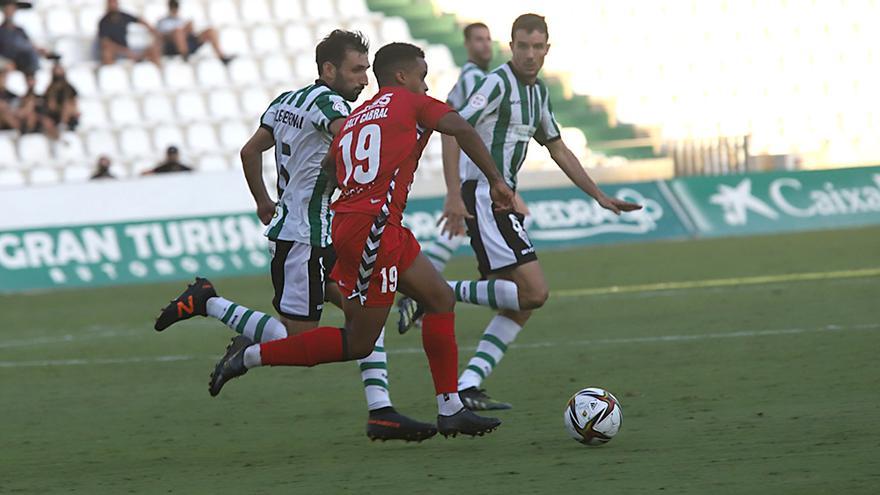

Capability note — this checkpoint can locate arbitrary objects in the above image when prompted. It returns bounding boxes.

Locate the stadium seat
[240,0,272,26]
[185,123,220,153]
[259,54,294,84]
[131,63,165,93]
[292,53,315,82]
[128,157,156,175]
[53,37,93,66]
[379,17,411,44]
[179,2,208,29]
[77,99,108,130]
[119,127,154,158]
[219,27,251,56]
[65,66,99,98]
[4,71,27,95]
[62,165,93,182]
[218,121,250,152]
[304,0,335,19]
[209,0,240,27]
[140,2,165,24]
[17,134,52,168]
[108,97,142,126]
[28,167,61,186]
[97,65,131,95]
[152,125,185,152]
[162,61,197,90]
[337,0,370,20]
[0,132,17,168]
[77,5,104,34]
[55,132,87,164]
[14,9,44,43]
[227,57,261,86]
[207,90,241,119]
[282,24,315,52]
[0,169,26,187]
[175,92,207,123]
[250,25,282,55]
[272,0,304,22]
[142,93,176,124]
[44,9,78,37]
[239,87,270,115]
[85,130,119,159]
[196,154,231,172]
[195,58,230,89]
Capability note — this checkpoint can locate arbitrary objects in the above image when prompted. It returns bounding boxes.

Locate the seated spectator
[0,65,21,130]
[0,0,54,90]
[98,0,161,66]
[157,0,233,64]
[142,146,193,174]
[18,87,58,139]
[91,155,116,180]
[43,61,80,131]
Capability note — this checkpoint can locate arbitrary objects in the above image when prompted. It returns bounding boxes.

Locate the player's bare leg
[397,254,502,437]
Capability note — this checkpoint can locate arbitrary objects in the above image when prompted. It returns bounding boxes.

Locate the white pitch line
[0,323,876,368]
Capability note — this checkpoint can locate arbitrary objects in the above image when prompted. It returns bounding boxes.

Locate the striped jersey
[261,81,350,247]
[445,61,487,110]
[457,62,562,188]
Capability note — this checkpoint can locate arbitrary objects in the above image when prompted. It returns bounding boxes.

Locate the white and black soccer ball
[563,387,623,445]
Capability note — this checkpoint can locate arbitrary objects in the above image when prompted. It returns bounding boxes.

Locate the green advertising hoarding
[669,166,880,237]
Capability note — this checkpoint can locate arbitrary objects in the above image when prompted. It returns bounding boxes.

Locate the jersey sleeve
[414,93,454,130]
[533,82,562,146]
[259,92,288,132]
[311,92,351,133]
[457,74,504,126]
[446,69,483,110]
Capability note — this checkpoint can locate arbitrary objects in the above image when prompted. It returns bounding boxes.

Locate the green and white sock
[423,235,466,272]
[358,328,393,411]
[206,297,287,342]
[447,279,520,311]
[458,315,522,390]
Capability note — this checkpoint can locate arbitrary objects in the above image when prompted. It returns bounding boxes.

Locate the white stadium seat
[218,121,250,152]
[17,134,52,167]
[85,130,119,158]
[239,87,270,115]
[304,0,335,19]
[272,0,304,21]
[4,71,27,95]
[128,157,157,175]
[152,125,185,151]
[77,5,104,34]
[119,127,154,158]
[108,97,142,126]
[0,169,26,188]
[240,0,272,26]
[219,27,251,55]
[208,90,241,119]
[283,24,315,52]
[337,0,370,20]
[55,132,87,164]
[65,66,99,98]
[260,54,294,84]
[196,58,230,89]
[175,92,208,123]
[141,2,166,24]
[293,53,315,81]
[97,65,131,95]
[45,9,78,37]
[250,25,282,55]
[15,9,45,43]
[227,57,261,86]
[29,167,61,186]
[77,99,108,130]
[63,165,93,182]
[380,17,411,43]
[131,63,165,93]
[197,154,231,172]
[209,0,240,27]
[53,37,93,65]
[186,123,220,153]
[0,133,17,168]
[162,61,196,90]
[142,93,176,124]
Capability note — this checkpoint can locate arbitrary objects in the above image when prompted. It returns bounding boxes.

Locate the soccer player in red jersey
[209,42,516,437]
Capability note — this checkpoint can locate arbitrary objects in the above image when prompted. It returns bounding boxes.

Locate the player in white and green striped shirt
[442,14,642,410]
[154,30,436,441]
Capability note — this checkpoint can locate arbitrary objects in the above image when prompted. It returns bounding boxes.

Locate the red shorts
[330,212,421,307]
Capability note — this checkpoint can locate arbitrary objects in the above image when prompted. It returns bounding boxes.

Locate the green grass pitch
[2,226,878,494]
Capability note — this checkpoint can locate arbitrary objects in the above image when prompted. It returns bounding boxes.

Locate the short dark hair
[168,0,179,10]
[373,42,424,86]
[463,22,489,41]
[511,13,548,41]
[315,29,370,75]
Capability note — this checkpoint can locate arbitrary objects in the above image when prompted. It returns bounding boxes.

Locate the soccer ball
[563,387,623,445]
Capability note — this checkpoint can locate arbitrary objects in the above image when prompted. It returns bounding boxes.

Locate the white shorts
[269,240,336,321]
[461,180,538,275]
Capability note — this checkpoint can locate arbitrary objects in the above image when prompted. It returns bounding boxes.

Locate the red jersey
[330,87,453,225]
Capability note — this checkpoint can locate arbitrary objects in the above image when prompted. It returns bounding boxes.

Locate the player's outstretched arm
[546,139,642,215]
[435,112,514,212]
[320,143,339,190]
[438,133,470,237]
[240,127,276,225]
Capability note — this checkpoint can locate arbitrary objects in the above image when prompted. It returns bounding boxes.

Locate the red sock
[421,312,458,395]
[259,326,345,366]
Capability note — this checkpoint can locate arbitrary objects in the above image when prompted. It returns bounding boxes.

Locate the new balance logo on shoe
[177,296,195,317]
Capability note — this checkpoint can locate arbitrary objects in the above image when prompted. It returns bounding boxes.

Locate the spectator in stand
[0,64,21,131]
[142,145,192,174]
[98,0,162,66]
[18,87,58,138]
[156,0,233,64]
[91,155,116,180]
[0,0,55,91]
[43,61,80,131]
